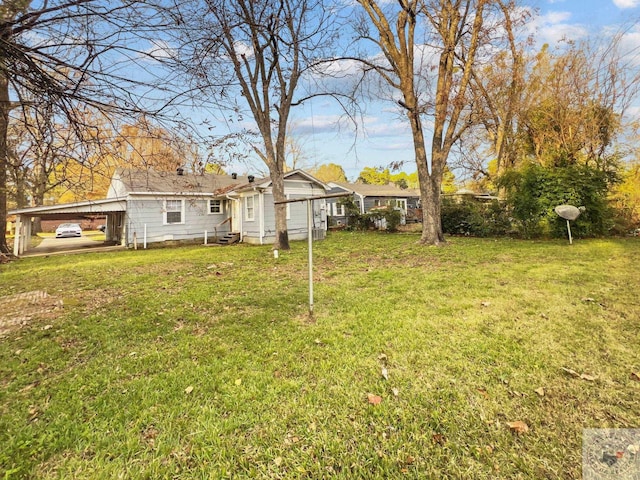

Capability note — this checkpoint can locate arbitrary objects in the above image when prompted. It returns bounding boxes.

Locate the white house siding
[124,196,231,246]
[240,193,261,244]
[242,187,327,244]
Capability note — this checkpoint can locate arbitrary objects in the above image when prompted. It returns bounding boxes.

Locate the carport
[9,198,127,256]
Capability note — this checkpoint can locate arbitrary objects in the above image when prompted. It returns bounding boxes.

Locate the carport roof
[9,198,126,216]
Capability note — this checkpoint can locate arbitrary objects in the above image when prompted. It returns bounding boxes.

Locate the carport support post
[13,215,21,256]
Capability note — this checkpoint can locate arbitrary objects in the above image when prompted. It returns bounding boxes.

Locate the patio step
[217,232,240,245]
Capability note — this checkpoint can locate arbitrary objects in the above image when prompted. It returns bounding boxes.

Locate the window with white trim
[332,203,345,216]
[245,195,255,221]
[209,199,222,214]
[164,199,184,224]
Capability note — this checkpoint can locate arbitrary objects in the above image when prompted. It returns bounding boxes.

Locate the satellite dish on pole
[554,205,585,244]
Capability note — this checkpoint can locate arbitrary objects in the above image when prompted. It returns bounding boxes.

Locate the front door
[230,199,241,233]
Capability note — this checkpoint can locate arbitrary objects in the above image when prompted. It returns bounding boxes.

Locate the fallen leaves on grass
[184,385,194,394]
[432,434,446,445]
[534,387,545,396]
[631,372,640,382]
[235,379,242,386]
[506,421,529,434]
[561,367,597,381]
[392,388,400,397]
[381,367,389,380]
[477,388,489,398]
[367,393,382,405]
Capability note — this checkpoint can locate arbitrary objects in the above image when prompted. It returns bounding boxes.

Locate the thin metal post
[307,199,314,315]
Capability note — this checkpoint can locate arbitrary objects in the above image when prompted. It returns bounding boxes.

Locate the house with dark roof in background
[325,181,421,227]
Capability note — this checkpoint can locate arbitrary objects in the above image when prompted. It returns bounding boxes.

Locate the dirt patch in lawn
[0,291,63,338]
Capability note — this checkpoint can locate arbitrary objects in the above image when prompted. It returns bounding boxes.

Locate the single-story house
[106,168,330,246]
[9,168,331,255]
[325,182,421,226]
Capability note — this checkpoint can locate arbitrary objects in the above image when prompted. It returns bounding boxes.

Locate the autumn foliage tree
[352,0,514,245]
[0,0,177,254]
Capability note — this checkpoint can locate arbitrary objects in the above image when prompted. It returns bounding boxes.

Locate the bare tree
[0,0,181,254]
[154,0,340,250]
[352,0,512,245]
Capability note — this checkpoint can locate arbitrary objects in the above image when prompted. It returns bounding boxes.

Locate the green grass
[1,232,639,479]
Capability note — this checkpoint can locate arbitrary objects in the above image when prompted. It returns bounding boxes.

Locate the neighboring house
[325,182,421,226]
[9,168,331,255]
[106,168,330,247]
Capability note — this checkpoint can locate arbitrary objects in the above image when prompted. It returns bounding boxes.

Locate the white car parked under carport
[55,223,82,238]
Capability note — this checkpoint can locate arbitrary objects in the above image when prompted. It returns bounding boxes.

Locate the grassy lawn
[1,232,639,479]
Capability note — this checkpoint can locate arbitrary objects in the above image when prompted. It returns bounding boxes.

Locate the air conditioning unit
[312,228,326,241]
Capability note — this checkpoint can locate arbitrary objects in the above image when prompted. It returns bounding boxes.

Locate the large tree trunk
[405,95,446,246]
[0,69,10,254]
[270,163,290,250]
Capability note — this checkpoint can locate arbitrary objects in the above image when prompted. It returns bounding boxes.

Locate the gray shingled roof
[115,168,249,195]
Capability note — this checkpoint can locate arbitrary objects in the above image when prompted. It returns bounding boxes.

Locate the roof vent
[177,167,185,176]
[248,175,255,183]
[231,173,237,179]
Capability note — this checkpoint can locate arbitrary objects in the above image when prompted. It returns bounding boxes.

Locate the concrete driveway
[22,235,125,257]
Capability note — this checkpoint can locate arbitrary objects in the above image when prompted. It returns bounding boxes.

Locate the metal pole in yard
[274,191,353,316]
[307,199,314,315]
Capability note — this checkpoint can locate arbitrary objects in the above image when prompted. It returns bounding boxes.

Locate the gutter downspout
[357,193,365,214]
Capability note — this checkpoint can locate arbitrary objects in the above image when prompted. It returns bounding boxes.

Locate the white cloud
[145,40,176,61]
[613,0,640,8]
[526,10,589,46]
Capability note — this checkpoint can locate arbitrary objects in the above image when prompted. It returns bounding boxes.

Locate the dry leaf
[561,367,580,377]
[580,373,597,382]
[534,387,545,396]
[631,372,640,381]
[432,434,446,445]
[392,388,400,397]
[184,385,194,394]
[477,388,489,398]
[274,456,283,466]
[367,393,382,405]
[582,297,595,302]
[381,367,389,380]
[378,353,388,361]
[507,421,529,434]
[235,379,242,386]
[481,301,491,307]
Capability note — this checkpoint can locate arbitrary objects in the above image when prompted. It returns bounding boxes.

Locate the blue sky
[265,0,640,182]
[167,1,640,181]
